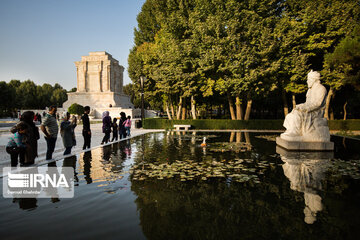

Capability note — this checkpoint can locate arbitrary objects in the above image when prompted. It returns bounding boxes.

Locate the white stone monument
[63,52,135,118]
[276,70,334,150]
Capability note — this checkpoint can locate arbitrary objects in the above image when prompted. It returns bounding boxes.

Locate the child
[6,122,28,167]
[111,118,118,142]
[124,116,131,137]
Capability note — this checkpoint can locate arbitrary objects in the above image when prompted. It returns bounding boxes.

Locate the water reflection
[229,132,252,152]
[12,198,38,210]
[78,142,129,185]
[277,147,333,224]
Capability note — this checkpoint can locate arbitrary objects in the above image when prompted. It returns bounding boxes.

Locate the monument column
[76,61,86,92]
[107,64,111,92]
[111,67,118,92]
[98,61,103,92]
[83,61,88,92]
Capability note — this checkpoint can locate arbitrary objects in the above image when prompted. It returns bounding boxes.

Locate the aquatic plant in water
[207,142,252,152]
[129,158,280,184]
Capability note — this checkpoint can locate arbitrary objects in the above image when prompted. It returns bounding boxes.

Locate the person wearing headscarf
[60,112,77,155]
[101,111,111,144]
[20,111,40,165]
[118,112,127,139]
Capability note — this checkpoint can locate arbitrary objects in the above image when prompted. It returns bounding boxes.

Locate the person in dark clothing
[37,113,42,123]
[81,106,91,150]
[111,118,118,142]
[101,111,111,144]
[118,112,127,139]
[7,122,28,167]
[20,111,40,165]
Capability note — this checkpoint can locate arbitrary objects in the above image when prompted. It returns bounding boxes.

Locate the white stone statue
[281,70,330,142]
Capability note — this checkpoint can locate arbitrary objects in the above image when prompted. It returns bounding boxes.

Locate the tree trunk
[191,96,196,120]
[181,99,186,120]
[165,101,172,120]
[227,93,236,120]
[176,97,182,120]
[170,104,175,119]
[282,90,288,116]
[169,96,175,119]
[292,94,296,110]
[324,88,333,120]
[240,103,244,120]
[343,101,348,120]
[330,110,334,120]
[235,97,243,120]
[244,93,252,120]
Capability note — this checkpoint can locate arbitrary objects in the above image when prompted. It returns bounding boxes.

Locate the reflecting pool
[1,132,360,239]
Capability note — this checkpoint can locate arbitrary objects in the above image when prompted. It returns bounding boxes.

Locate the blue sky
[0,0,145,90]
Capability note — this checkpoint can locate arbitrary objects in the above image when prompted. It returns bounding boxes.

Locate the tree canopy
[128,0,360,120]
[0,79,69,117]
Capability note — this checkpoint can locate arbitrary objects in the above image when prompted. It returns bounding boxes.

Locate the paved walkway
[0,122,162,169]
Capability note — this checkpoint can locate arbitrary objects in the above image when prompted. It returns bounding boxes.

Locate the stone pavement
[0,122,163,169]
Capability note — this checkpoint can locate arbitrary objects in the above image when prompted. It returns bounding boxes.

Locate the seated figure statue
[281,70,330,142]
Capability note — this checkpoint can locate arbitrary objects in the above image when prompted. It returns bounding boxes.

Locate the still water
[1,132,360,240]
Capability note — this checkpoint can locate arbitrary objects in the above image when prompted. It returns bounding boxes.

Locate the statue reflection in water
[277,147,333,224]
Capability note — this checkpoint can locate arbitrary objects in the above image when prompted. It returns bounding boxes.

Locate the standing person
[111,118,118,142]
[60,112,77,155]
[118,112,127,139]
[37,113,42,123]
[124,116,132,137]
[6,122,28,167]
[20,111,40,165]
[81,106,91,150]
[101,111,111,144]
[40,106,59,160]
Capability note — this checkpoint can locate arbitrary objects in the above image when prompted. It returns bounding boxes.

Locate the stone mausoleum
[63,52,137,119]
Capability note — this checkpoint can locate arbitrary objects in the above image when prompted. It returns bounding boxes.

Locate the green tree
[17,80,38,109]
[37,83,53,109]
[68,103,84,116]
[51,88,68,107]
[323,34,360,119]
[0,81,16,114]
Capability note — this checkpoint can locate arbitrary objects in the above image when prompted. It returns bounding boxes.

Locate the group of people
[6,111,40,167]
[33,112,42,123]
[6,105,132,167]
[101,111,131,144]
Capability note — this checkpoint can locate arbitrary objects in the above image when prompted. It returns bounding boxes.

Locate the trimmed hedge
[328,120,360,131]
[143,118,360,131]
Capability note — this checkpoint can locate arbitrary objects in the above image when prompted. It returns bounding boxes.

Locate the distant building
[63,52,135,118]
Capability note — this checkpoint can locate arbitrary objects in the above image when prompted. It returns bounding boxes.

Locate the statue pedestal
[276,137,334,151]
